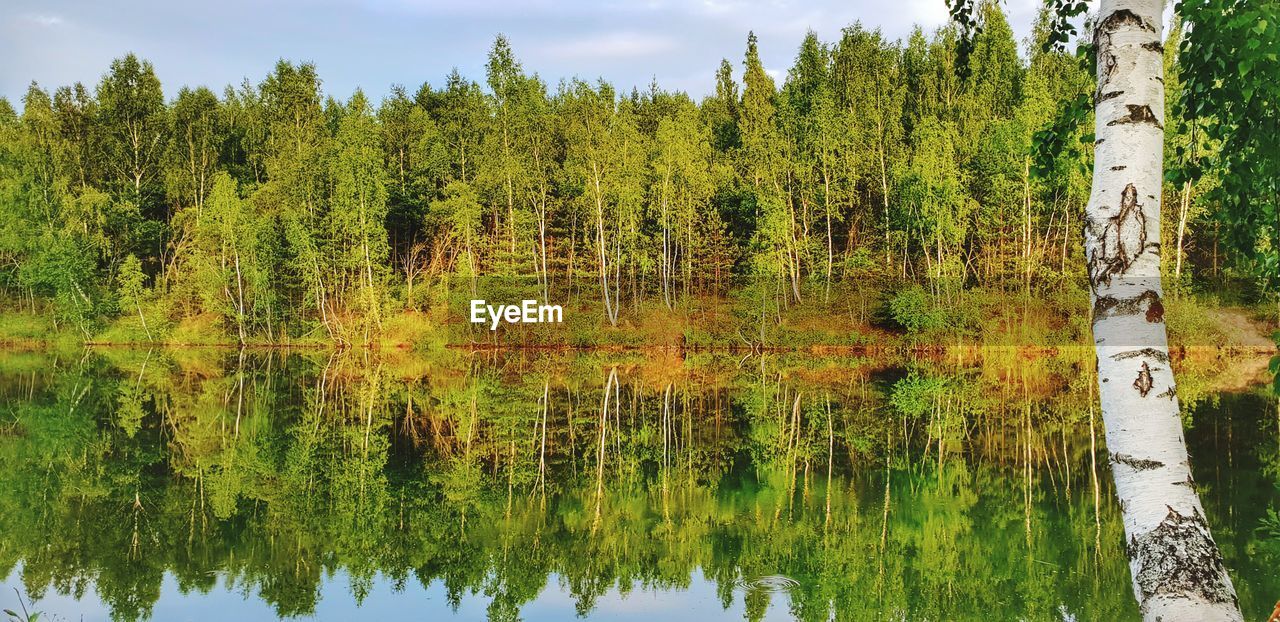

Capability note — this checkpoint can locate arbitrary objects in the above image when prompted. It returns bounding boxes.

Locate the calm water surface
[0,350,1276,621]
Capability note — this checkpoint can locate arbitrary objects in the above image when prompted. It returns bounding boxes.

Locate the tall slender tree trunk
[591,163,617,326]
[232,247,246,345]
[1086,2,1240,620]
[824,169,834,302]
[136,299,152,342]
[660,168,674,310]
[1023,158,1033,293]
[1174,180,1191,283]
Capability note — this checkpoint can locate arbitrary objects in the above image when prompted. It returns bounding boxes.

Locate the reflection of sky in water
[3,567,794,621]
[1,352,1275,621]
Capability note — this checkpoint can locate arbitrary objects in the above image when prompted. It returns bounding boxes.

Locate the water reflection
[0,348,1275,621]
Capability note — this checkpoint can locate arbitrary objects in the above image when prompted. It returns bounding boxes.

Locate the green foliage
[1041,0,1090,53]
[944,0,983,79]
[1,350,1275,619]
[1030,93,1090,180]
[0,21,1267,345]
[888,285,946,333]
[1175,0,1280,294]
[115,254,145,309]
[1270,331,1280,395]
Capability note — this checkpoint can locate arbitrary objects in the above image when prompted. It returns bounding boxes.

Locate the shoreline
[13,339,1275,357]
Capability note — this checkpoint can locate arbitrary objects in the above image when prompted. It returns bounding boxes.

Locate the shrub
[888,285,946,334]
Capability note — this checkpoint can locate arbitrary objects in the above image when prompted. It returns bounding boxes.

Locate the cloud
[538,32,677,60]
[24,13,65,27]
[0,0,1051,103]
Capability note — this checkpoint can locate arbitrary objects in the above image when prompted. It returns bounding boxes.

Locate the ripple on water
[737,575,801,594]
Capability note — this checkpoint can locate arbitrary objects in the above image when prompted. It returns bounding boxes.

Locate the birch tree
[168,87,221,216]
[942,0,1248,618]
[97,55,166,209]
[329,90,390,339]
[482,35,534,273]
[1083,1,1239,619]
[563,80,639,326]
[740,33,802,303]
[651,99,712,309]
[186,172,269,344]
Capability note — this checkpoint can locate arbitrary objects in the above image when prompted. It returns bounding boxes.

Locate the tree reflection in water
[0,349,1275,621]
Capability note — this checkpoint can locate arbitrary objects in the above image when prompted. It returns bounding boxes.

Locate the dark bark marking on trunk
[1107,104,1164,130]
[1145,296,1164,322]
[1128,506,1238,609]
[1142,41,1164,53]
[1099,9,1158,34]
[1111,165,1127,171]
[1156,386,1176,400]
[1093,290,1163,323]
[1112,452,1164,471]
[1099,90,1125,102]
[1133,361,1154,396]
[1093,10,1156,100]
[1087,184,1154,288]
[1111,347,1171,364]
[1102,51,1119,82]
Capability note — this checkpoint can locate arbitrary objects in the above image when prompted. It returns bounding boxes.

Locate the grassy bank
[4,285,1275,354]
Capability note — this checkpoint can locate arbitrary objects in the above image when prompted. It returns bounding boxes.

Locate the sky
[1,0,1047,105]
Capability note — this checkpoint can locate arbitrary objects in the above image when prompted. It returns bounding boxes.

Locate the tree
[168,87,222,215]
[562,79,643,326]
[1080,1,1238,619]
[651,96,713,307]
[739,33,802,304]
[116,253,151,340]
[900,118,968,295]
[945,0,1249,618]
[481,35,535,274]
[1175,0,1280,303]
[180,172,270,343]
[52,82,100,191]
[833,25,904,274]
[328,90,391,341]
[782,31,841,295]
[97,55,167,215]
[256,60,328,334]
[427,181,484,291]
[427,70,488,187]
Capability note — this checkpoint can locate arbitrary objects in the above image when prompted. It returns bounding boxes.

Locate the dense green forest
[0,4,1272,346]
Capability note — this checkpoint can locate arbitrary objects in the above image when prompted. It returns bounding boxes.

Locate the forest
[1,1,1279,619]
[1,4,1273,348]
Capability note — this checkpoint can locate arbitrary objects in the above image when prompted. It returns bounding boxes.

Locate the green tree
[177,172,271,343]
[168,86,222,215]
[562,80,643,326]
[96,54,167,222]
[116,253,151,340]
[328,90,391,341]
[651,95,714,307]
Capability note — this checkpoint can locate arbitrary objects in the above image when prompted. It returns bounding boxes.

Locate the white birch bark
[1086,2,1241,620]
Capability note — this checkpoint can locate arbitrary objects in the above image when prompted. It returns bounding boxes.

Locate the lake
[0,348,1276,621]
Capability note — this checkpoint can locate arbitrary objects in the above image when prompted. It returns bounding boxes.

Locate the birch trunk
[1174,180,1191,282]
[1086,2,1240,619]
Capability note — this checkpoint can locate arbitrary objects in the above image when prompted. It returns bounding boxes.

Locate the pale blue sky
[1,0,1047,105]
